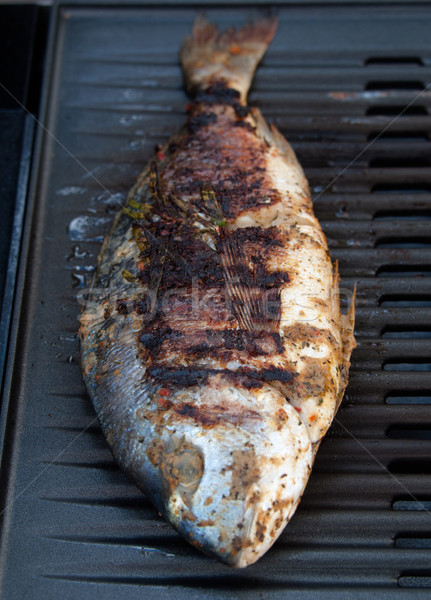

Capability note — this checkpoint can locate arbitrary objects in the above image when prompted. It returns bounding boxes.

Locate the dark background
[0,4,48,310]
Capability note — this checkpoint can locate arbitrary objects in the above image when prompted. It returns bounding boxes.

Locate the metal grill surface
[1,3,431,598]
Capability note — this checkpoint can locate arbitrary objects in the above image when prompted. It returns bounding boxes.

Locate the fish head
[132,375,313,567]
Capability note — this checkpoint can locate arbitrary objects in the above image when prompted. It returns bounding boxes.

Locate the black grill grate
[1,3,431,598]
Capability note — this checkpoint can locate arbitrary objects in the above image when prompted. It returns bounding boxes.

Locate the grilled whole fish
[80,17,356,567]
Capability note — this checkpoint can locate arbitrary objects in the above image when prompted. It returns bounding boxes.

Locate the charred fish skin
[80,16,356,568]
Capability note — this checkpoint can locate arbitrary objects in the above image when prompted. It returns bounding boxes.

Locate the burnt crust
[161,90,281,219]
[114,217,292,385]
[147,366,294,389]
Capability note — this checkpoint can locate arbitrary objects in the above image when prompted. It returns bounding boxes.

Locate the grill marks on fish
[139,226,224,291]
[116,91,292,394]
[106,215,294,392]
[134,225,289,317]
[147,366,294,388]
[140,326,284,362]
[121,158,294,387]
[127,219,293,389]
[159,399,262,429]
[162,87,281,219]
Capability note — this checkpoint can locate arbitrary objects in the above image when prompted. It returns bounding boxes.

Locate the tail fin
[180,16,277,103]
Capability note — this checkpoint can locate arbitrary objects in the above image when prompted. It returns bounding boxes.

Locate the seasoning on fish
[79,16,356,568]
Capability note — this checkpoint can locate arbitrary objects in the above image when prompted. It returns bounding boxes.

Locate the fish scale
[80,16,355,567]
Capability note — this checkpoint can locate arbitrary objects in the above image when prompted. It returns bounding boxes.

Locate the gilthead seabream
[79,16,356,567]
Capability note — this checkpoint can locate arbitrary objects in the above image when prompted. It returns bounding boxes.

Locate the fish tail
[180,15,278,102]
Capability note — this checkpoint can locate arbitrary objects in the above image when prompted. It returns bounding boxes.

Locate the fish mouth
[134,378,313,567]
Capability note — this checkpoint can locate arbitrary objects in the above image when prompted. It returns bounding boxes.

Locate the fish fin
[333,260,356,338]
[149,161,167,207]
[250,110,310,194]
[180,15,278,102]
[341,283,356,351]
[268,122,311,196]
[268,123,304,169]
[146,236,168,298]
[348,284,356,329]
[336,269,357,410]
[250,107,274,146]
[200,183,226,227]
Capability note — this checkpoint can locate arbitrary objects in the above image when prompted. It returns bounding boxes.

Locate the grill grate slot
[368,130,430,140]
[383,361,431,371]
[377,266,431,278]
[371,183,431,193]
[387,426,431,439]
[386,394,431,405]
[376,238,431,249]
[369,158,431,168]
[396,536,431,549]
[365,80,426,91]
[389,459,431,474]
[382,328,431,338]
[393,498,431,510]
[379,295,431,307]
[365,57,425,66]
[366,105,428,116]
[399,574,431,589]
[373,210,431,220]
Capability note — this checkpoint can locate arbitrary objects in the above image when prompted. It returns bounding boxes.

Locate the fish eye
[161,444,204,493]
[173,449,204,487]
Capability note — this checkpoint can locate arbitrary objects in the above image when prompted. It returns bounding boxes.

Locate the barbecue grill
[1,1,431,598]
